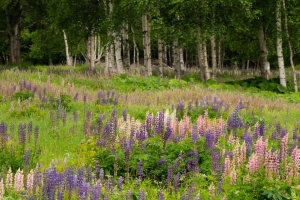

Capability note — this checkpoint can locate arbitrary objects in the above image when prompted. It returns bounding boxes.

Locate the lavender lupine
[117,176,123,191]
[174,173,180,192]
[34,125,39,147]
[137,160,144,178]
[91,182,101,200]
[157,190,164,200]
[24,149,30,167]
[166,166,173,188]
[192,125,199,144]
[259,119,265,137]
[138,189,146,200]
[28,121,32,142]
[126,190,133,200]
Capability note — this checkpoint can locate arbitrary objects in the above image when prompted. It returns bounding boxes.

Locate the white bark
[173,38,181,79]
[258,25,270,79]
[122,22,130,71]
[203,40,210,80]
[142,14,152,76]
[276,0,286,87]
[179,46,185,72]
[283,0,298,92]
[158,37,163,77]
[211,35,217,79]
[62,30,73,66]
[114,33,124,74]
[197,30,205,81]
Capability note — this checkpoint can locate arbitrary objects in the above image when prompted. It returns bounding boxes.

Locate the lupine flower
[166,166,173,188]
[26,169,34,193]
[230,168,237,185]
[239,141,246,165]
[291,147,299,181]
[138,189,146,200]
[265,150,280,179]
[224,155,231,176]
[255,137,268,166]
[248,153,259,174]
[137,160,144,178]
[157,190,164,200]
[6,167,13,190]
[208,182,215,200]
[259,119,265,137]
[174,173,180,192]
[0,179,4,200]
[14,168,24,192]
[281,134,288,168]
[24,149,30,167]
[192,125,199,144]
[126,190,133,200]
[91,182,101,200]
[117,176,123,191]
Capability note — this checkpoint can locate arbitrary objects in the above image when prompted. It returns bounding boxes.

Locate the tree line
[1,0,300,89]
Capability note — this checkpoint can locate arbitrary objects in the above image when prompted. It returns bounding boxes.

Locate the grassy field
[0,65,299,199]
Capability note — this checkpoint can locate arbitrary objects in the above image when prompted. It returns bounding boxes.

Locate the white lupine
[14,169,24,192]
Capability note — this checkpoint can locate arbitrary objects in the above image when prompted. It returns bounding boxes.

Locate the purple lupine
[146,113,153,136]
[74,111,78,124]
[164,118,172,142]
[138,189,146,200]
[77,168,85,189]
[205,131,215,151]
[99,169,104,182]
[91,182,101,200]
[159,109,165,133]
[73,92,78,101]
[117,176,123,191]
[192,125,199,144]
[80,182,90,200]
[211,150,222,174]
[174,173,180,192]
[57,190,64,200]
[154,115,160,134]
[157,156,166,166]
[18,123,26,151]
[259,119,265,137]
[137,160,144,178]
[166,166,173,188]
[192,150,199,173]
[86,166,92,183]
[122,109,127,121]
[28,121,32,142]
[157,190,164,200]
[34,125,39,147]
[64,167,76,191]
[126,190,133,200]
[242,130,253,155]
[24,149,30,167]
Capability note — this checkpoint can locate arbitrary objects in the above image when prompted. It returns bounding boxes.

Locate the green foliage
[12,90,34,101]
[10,106,46,118]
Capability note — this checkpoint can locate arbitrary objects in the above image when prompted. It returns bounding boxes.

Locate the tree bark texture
[258,24,270,80]
[276,0,286,87]
[211,35,217,79]
[62,30,73,66]
[122,22,130,71]
[142,14,152,76]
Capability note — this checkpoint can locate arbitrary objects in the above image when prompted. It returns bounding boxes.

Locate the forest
[0,0,300,200]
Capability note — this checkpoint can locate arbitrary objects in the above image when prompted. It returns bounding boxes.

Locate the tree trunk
[217,40,222,70]
[258,24,270,79]
[197,30,205,81]
[7,1,22,63]
[131,25,139,66]
[179,46,185,72]
[122,22,130,71]
[114,33,124,74]
[173,38,181,79]
[86,31,95,69]
[62,30,73,66]
[211,35,217,79]
[283,0,297,92]
[158,37,163,77]
[276,0,286,87]
[203,40,210,81]
[142,14,152,76]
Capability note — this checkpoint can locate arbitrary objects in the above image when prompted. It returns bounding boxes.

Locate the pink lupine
[239,141,247,165]
[281,134,288,169]
[5,168,13,190]
[26,169,34,194]
[291,147,299,181]
[0,179,4,200]
[265,150,280,179]
[230,168,237,185]
[224,155,231,176]
[286,163,293,185]
[14,169,24,192]
[248,153,259,174]
[232,141,240,167]
[243,174,251,184]
[208,182,215,200]
[204,110,209,129]
[255,137,268,165]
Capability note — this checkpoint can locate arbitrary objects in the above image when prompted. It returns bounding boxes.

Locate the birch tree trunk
[217,40,222,70]
[62,30,73,66]
[283,0,298,92]
[173,38,181,79]
[179,47,185,72]
[7,1,22,63]
[258,24,270,79]
[122,22,130,71]
[89,32,95,69]
[197,30,205,81]
[211,35,217,79]
[203,40,210,81]
[114,33,124,74]
[142,14,152,76]
[158,37,163,77]
[276,0,286,87]
[131,25,139,66]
